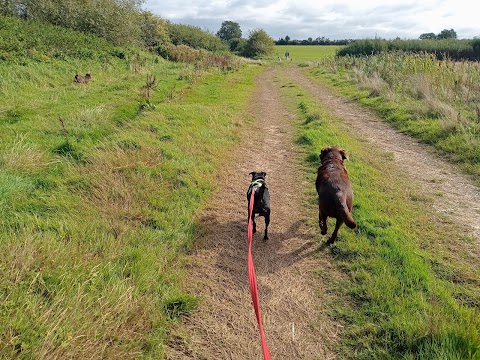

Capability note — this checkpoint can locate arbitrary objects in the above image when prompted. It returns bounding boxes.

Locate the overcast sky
[143,0,478,40]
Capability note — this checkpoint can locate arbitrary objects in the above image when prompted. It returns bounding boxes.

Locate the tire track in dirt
[166,68,339,359]
[287,67,480,247]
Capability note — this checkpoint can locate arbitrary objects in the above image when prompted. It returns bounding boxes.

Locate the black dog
[247,171,271,240]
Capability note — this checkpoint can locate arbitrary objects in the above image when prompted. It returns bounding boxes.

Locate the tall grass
[310,52,480,181]
[277,74,480,359]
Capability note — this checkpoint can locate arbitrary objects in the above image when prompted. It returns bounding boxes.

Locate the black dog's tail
[335,196,357,229]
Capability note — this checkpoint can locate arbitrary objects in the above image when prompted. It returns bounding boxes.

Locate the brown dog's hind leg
[319,209,328,235]
[326,218,344,245]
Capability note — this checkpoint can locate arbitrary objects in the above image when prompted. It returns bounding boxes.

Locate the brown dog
[74,73,91,84]
[315,146,356,244]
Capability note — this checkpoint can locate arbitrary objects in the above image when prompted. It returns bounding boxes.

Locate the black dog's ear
[249,171,255,176]
[261,172,266,177]
[340,149,349,161]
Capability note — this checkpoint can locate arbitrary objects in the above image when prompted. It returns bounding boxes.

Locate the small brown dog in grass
[74,73,91,84]
[315,146,356,244]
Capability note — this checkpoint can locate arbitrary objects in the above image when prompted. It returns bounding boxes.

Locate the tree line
[276,35,351,46]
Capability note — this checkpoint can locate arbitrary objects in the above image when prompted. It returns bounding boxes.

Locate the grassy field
[0,17,263,358]
[2,16,480,359]
[277,71,480,359]
[274,45,342,63]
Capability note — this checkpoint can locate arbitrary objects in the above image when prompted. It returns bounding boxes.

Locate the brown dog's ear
[319,147,330,162]
[340,149,349,161]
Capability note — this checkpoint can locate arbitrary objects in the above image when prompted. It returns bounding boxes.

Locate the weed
[139,74,157,111]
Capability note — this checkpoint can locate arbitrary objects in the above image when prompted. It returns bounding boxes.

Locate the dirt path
[287,67,480,245]
[166,68,338,359]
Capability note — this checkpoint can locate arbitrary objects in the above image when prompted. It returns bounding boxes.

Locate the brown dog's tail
[336,196,357,229]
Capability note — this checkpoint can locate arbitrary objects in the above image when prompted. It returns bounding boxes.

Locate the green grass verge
[277,73,480,359]
[0,18,264,358]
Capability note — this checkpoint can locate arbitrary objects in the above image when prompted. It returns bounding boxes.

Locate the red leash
[248,188,272,360]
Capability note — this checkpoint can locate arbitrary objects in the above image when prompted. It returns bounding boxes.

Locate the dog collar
[250,179,264,188]
[247,179,265,197]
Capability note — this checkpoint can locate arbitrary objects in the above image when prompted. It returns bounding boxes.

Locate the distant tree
[419,32,437,40]
[437,28,457,39]
[285,35,290,44]
[242,29,274,58]
[216,21,242,42]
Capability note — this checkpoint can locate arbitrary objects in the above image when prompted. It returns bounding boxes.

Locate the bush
[0,15,127,61]
[337,38,479,61]
[1,0,144,46]
[167,23,228,52]
[141,11,171,50]
[242,29,275,58]
[159,44,240,72]
[228,37,246,53]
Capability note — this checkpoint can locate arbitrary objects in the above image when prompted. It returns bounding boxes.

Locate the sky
[143,0,478,41]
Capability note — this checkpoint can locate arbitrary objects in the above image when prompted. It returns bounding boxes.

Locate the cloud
[143,0,480,40]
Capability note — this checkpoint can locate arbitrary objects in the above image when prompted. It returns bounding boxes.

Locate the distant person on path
[285,50,289,60]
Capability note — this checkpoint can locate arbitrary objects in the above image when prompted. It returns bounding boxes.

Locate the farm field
[1,18,480,360]
[274,44,342,63]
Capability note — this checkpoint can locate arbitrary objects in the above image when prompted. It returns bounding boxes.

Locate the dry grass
[353,69,386,97]
[0,135,55,174]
